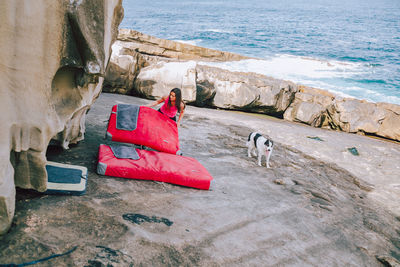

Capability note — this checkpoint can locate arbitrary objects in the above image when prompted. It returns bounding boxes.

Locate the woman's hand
[146,102,156,107]
[147,96,166,108]
[176,104,185,127]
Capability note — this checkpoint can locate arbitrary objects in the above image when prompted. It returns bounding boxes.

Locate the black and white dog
[246,132,274,168]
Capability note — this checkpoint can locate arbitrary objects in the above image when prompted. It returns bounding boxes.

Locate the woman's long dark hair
[168,88,184,112]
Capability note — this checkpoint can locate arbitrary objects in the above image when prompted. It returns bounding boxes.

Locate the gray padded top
[116,104,140,131]
[110,144,140,160]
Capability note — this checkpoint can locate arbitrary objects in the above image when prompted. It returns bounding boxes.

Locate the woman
[147,88,186,127]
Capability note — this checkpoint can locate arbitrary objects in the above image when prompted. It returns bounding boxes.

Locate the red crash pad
[106,104,180,155]
[97,144,213,190]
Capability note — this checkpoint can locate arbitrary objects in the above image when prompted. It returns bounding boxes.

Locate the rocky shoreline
[104,29,400,142]
[1,93,399,266]
[1,4,399,265]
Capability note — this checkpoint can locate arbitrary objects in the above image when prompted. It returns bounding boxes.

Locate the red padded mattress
[97,144,213,190]
[106,104,180,154]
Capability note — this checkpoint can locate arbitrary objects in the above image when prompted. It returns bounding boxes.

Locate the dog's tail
[247,132,253,142]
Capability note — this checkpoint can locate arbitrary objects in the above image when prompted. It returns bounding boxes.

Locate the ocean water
[121,0,400,105]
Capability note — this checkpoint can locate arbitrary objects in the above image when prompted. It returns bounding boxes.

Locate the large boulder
[103,42,138,94]
[196,65,297,115]
[134,61,198,102]
[0,0,123,234]
[327,99,400,141]
[376,103,400,141]
[284,87,400,141]
[328,99,386,134]
[103,40,154,95]
[284,86,335,127]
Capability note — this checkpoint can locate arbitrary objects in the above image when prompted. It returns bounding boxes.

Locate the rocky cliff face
[0,0,123,234]
[104,29,400,142]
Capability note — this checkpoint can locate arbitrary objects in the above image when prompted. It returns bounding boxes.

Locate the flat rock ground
[1,93,399,266]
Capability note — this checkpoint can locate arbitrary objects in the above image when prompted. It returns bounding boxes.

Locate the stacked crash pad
[106,104,181,155]
[98,104,213,190]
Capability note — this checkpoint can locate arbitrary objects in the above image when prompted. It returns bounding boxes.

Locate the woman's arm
[176,102,186,127]
[147,96,167,108]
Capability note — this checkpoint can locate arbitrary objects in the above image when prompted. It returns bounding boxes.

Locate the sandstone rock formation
[196,65,297,115]
[285,86,400,141]
[102,29,250,94]
[104,29,400,142]
[0,0,123,234]
[117,29,251,62]
[134,60,198,102]
[283,86,335,127]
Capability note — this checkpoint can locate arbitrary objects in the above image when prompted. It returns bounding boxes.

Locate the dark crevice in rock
[67,12,101,75]
[195,80,216,107]
[122,213,173,226]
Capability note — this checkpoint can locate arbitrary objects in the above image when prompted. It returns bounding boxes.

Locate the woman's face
[169,92,176,102]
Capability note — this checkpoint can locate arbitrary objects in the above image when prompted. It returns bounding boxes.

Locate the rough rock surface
[0,93,399,266]
[283,86,335,127]
[196,65,297,115]
[117,29,251,62]
[0,0,123,234]
[104,29,400,142]
[134,60,198,102]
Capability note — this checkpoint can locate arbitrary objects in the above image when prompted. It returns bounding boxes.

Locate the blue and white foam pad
[45,161,88,195]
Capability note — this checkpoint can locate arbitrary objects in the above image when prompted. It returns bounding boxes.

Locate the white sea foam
[292,79,355,99]
[200,54,363,80]
[198,54,400,104]
[292,81,400,104]
[203,28,233,34]
[174,39,200,46]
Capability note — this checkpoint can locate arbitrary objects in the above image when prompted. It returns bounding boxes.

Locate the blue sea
[121,0,400,105]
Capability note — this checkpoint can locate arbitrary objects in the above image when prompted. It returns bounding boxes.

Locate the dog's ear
[265,140,273,147]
